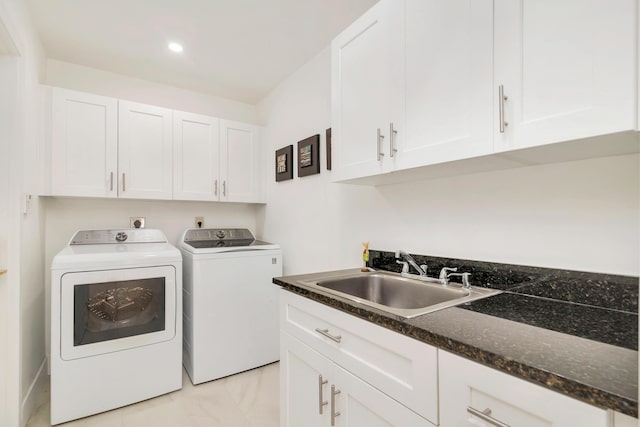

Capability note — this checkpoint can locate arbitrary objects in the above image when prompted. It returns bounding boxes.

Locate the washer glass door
[60,265,176,360]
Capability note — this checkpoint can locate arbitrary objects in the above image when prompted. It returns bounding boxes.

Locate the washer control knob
[115,232,128,242]
[215,230,226,239]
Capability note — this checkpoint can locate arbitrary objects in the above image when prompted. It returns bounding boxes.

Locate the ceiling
[25,0,378,104]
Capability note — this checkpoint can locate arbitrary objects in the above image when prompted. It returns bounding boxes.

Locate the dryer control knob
[115,232,128,242]
[215,230,226,239]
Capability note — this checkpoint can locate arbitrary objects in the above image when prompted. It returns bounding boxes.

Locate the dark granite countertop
[273,251,639,417]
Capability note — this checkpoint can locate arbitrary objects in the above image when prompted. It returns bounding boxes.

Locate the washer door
[60,266,176,360]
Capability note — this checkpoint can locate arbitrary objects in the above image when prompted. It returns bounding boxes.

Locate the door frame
[0,8,22,427]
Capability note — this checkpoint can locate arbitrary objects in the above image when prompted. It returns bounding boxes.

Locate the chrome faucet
[395,250,428,278]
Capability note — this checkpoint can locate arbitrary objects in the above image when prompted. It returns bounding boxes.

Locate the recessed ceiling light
[168,42,183,53]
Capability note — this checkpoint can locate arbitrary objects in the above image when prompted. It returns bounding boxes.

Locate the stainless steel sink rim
[296,270,501,319]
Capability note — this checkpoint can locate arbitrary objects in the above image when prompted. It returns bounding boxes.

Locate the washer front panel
[60,265,177,360]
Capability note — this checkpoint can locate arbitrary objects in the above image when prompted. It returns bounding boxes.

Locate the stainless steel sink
[297,271,500,319]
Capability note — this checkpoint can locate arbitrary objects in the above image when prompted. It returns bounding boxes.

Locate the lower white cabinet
[281,332,435,427]
[280,291,438,426]
[439,350,609,427]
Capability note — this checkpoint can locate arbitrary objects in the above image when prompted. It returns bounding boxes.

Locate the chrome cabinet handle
[109,172,113,191]
[498,84,508,133]
[330,385,341,426]
[315,328,342,343]
[122,173,126,192]
[214,179,218,196]
[389,122,397,157]
[222,180,226,197]
[467,407,510,427]
[376,128,385,161]
[318,375,328,414]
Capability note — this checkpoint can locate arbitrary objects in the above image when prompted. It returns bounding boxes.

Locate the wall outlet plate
[195,217,204,228]
[130,217,145,228]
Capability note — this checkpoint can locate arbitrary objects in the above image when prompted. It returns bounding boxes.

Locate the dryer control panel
[70,229,167,245]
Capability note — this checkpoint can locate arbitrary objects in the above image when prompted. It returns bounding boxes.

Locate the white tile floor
[27,363,280,427]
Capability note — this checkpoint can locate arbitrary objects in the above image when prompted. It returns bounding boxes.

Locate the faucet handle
[447,272,472,289]
[439,267,458,281]
[396,260,409,273]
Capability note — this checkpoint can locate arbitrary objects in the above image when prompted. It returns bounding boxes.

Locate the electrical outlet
[130,217,145,229]
[195,217,204,228]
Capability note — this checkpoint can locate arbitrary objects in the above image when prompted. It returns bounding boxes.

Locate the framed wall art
[297,134,320,178]
[275,145,293,182]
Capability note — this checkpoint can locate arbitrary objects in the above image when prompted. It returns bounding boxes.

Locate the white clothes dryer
[180,228,282,384]
[50,229,182,425]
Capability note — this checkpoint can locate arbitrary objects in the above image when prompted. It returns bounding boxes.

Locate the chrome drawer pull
[376,128,385,161]
[467,407,511,427]
[389,122,397,157]
[315,328,342,343]
[498,84,508,133]
[331,385,341,426]
[318,375,328,414]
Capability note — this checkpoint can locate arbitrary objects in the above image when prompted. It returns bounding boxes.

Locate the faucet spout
[396,250,427,277]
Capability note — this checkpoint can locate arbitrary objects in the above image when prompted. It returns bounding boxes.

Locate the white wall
[257,47,640,277]
[46,59,260,124]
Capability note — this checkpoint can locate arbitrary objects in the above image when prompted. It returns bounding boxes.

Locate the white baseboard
[21,358,47,427]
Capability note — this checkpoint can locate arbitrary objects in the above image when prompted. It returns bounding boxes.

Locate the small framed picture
[297,134,320,178]
[275,145,293,182]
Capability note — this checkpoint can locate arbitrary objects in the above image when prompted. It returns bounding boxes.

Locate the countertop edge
[274,277,638,418]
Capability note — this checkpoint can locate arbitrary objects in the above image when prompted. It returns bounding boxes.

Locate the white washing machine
[180,228,282,384]
[50,229,182,425]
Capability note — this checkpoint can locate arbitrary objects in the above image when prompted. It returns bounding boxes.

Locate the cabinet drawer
[279,290,438,424]
[439,350,609,427]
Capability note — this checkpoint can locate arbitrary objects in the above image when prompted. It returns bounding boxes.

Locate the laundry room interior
[1,0,639,426]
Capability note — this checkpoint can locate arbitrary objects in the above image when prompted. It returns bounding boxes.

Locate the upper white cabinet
[494,0,637,152]
[45,87,264,203]
[118,101,173,200]
[398,0,494,170]
[219,120,263,203]
[173,111,220,201]
[50,88,118,197]
[331,0,401,181]
[332,0,638,183]
[332,0,495,182]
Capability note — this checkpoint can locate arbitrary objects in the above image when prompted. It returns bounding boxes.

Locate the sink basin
[297,271,500,319]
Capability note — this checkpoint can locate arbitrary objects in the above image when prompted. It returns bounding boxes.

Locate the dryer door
[60,265,177,360]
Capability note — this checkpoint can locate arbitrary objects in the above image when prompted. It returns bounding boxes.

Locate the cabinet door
[331,0,402,181]
[439,350,608,427]
[281,332,332,427]
[334,367,435,427]
[219,120,263,203]
[494,0,636,152]
[173,111,220,201]
[398,0,493,170]
[281,332,434,427]
[118,100,173,200]
[51,88,118,197]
